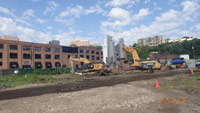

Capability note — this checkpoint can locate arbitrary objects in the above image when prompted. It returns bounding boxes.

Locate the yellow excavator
[69,57,108,75]
[122,45,161,72]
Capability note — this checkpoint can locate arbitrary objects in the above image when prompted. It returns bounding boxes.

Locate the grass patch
[161,75,200,94]
[0,74,71,87]
[0,67,85,88]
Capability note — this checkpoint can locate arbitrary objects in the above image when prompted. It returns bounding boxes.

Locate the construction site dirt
[0,70,200,113]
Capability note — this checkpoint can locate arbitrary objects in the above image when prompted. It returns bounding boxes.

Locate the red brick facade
[0,39,103,69]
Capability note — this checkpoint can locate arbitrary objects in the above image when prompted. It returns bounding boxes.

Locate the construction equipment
[69,57,109,75]
[122,45,160,72]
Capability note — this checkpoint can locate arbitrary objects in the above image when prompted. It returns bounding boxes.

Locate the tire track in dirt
[0,70,189,100]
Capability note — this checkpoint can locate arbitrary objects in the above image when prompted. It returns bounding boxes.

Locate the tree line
[132,38,200,59]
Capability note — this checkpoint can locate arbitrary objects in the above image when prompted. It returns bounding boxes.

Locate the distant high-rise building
[138,35,166,47]
[71,40,89,46]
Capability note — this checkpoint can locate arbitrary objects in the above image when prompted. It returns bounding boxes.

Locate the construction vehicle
[153,61,161,70]
[122,45,161,72]
[69,57,110,75]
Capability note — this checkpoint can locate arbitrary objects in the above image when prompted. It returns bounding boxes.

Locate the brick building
[149,53,179,61]
[0,39,103,69]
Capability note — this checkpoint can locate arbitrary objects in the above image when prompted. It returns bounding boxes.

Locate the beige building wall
[2,35,20,41]
[138,35,166,47]
[71,40,90,46]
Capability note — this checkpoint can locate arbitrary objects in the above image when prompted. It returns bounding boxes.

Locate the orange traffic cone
[190,68,194,76]
[155,80,160,88]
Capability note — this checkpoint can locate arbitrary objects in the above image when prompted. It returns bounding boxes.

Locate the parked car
[196,61,200,67]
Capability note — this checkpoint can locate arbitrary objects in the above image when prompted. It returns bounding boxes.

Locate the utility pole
[192,46,195,59]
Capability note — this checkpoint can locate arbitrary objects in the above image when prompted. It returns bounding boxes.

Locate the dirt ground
[0,70,199,113]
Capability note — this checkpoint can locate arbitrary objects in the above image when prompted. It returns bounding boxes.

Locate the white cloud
[168,0,176,4]
[15,18,31,26]
[85,4,106,15]
[155,9,180,22]
[44,1,58,15]
[0,7,32,26]
[144,0,150,4]
[105,0,131,7]
[181,0,200,21]
[46,26,52,30]
[102,4,200,45]
[0,7,15,17]
[181,0,198,15]
[102,8,131,29]
[0,16,93,45]
[59,5,83,18]
[133,8,151,20]
[36,18,47,24]
[59,4,106,18]
[56,5,106,26]
[55,17,75,26]
[102,20,131,29]
[108,7,130,20]
[0,16,35,41]
[21,9,47,24]
[23,9,36,18]
[195,23,200,31]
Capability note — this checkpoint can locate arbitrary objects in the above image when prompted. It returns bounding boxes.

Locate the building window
[75,55,78,58]
[92,56,95,60]
[46,62,52,68]
[96,56,100,60]
[68,55,70,59]
[0,53,2,59]
[23,53,30,59]
[101,52,103,55]
[62,46,78,53]
[0,44,3,49]
[35,54,41,59]
[24,61,29,65]
[22,65,31,69]
[55,55,60,59]
[55,62,61,67]
[80,49,83,53]
[96,52,99,55]
[45,48,51,52]
[81,62,84,67]
[35,62,42,69]
[0,62,2,66]
[54,48,60,53]
[45,54,51,59]
[91,50,94,54]
[80,55,84,58]
[86,55,90,60]
[35,47,41,51]
[86,50,89,53]
[10,45,18,50]
[10,53,18,59]
[23,46,30,50]
[10,62,19,69]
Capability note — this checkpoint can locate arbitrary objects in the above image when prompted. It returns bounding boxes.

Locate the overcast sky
[0,0,200,45]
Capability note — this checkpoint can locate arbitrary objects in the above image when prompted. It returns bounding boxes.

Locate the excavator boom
[69,57,90,64]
